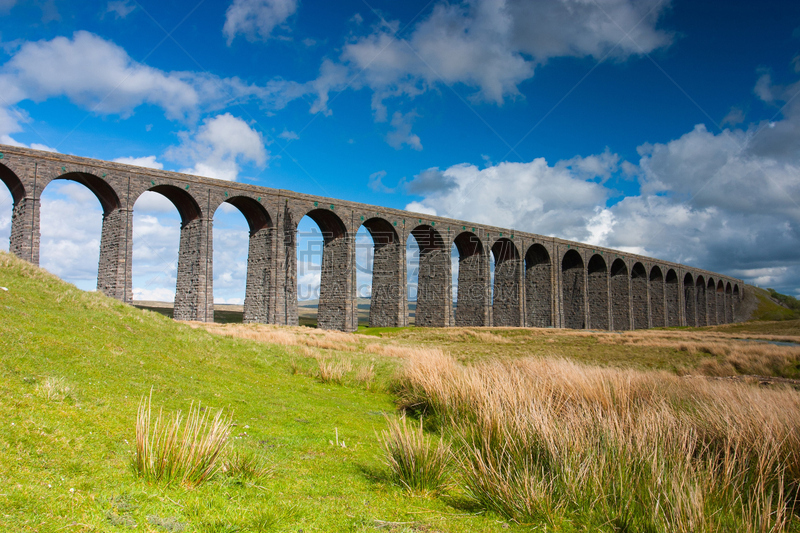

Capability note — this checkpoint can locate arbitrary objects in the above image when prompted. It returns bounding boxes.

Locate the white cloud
[278,129,299,140]
[0,30,309,141]
[386,110,422,151]
[404,201,437,217]
[223,0,298,45]
[168,113,268,181]
[105,0,134,18]
[113,155,163,170]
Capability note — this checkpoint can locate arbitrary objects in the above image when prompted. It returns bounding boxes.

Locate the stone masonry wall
[174,217,212,322]
[611,269,630,331]
[369,236,405,327]
[562,258,584,329]
[631,267,648,330]
[493,258,522,326]
[97,207,132,302]
[317,235,351,331]
[525,250,552,327]
[416,247,452,327]
[456,253,488,326]
[587,264,609,330]
[650,274,665,328]
[243,227,273,324]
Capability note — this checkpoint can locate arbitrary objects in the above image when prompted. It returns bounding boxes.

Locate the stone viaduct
[0,144,743,332]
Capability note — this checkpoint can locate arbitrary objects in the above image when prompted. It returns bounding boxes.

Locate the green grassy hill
[0,252,505,532]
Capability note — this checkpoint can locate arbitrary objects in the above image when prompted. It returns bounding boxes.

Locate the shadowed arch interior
[0,163,25,203]
[56,172,121,214]
[665,269,679,326]
[217,197,274,324]
[491,238,521,326]
[587,254,609,330]
[410,224,451,327]
[561,250,584,329]
[610,259,630,331]
[361,217,404,327]
[683,273,696,326]
[696,275,707,326]
[525,244,551,327]
[453,231,487,326]
[631,262,648,329]
[649,266,665,328]
[149,185,201,225]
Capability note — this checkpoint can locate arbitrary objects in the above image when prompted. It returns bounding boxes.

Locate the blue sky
[0,0,799,304]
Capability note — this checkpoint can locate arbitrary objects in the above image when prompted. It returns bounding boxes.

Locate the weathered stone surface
[0,144,744,332]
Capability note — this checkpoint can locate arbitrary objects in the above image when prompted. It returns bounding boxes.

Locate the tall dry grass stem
[380,414,451,494]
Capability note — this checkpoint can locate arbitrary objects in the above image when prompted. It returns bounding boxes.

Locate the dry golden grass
[380,414,451,494]
[196,323,361,352]
[393,349,800,530]
[316,358,352,384]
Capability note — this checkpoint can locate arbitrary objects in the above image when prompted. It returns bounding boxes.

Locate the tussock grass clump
[380,415,451,494]
[395,350,800,530]
[317,358,352,384]
[223,450,273,481]
[36,376,74,402]
[133,394,233,487]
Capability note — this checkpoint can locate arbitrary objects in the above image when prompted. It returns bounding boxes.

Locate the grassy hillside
[4,250,800,532]
[0,252,506,532]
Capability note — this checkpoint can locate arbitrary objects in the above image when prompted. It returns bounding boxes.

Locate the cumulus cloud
[386,110,422,151]
[112,155,163,169]
[0,30,308,138]
[105,0,135,18]
[404,71,800,296]
[223,0,298,45]
[168,113,268,181]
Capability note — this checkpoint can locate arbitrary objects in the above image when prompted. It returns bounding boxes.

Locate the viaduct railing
[0,144,743,332]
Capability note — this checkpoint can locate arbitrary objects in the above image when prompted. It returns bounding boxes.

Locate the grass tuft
[223,449,273,481]
[133,393,233,487]
[36,376,74,402]
[380,414,451,494]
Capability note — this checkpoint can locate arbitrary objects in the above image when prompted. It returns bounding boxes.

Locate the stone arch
[561,249,584,329]
[684,273,696,326]
[706,278,717,326]
[724,282,733,324]
[610,258,630,331]
[665,269,679,327]
[41,172,127,300]
[491,237,521,326]
[453,231,488,326]
[360,217,404,327]
[649,266,665,328]
[214,196,273,324]
[410,224,451,327]
[695,275,707,326]
[525,243,551,327]
[134,184,208,321]
[716,280,725,324]
[302,208,352,331]
[587,254,609,330]
[631,262,648,329]
[0,162,26,204]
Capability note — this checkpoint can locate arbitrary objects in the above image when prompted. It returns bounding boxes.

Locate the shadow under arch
[410,224,450,327]
[453,231,487,326]
[302,208,353,331]
[525,244,551,327]
[631,262,648,329]
[0,162,26,204]
[360,217,405,327]
[683,272,696,326]
[695,275,707,326]
[610,258,630,331]
[561,249,584,329]
[491,237,521,326]
[215,196,274,324]
[649,266,665,327]
[587,254,609,330]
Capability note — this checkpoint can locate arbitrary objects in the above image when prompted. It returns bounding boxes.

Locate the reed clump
[393,350,800,530]
[133,394,233,487]
[380,414,451,494]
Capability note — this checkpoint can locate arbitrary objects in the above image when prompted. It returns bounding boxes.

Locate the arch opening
[610,259,630,331]
[359,217,403,328]
[491,238,521,326]
[561,250,584,329]
[696,276,707,326]
[525,244,551,327]
[453,231,487,327]
[213,197,273,324]
[683,273,696,326]
[649,266,665,328]
[408,224,451,327]
[297,209,351,331]
[631,262,648,329]
[587,254,609,330]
